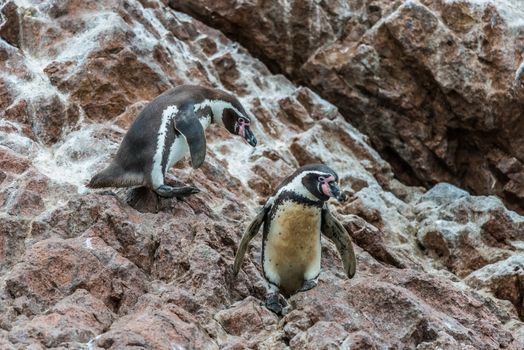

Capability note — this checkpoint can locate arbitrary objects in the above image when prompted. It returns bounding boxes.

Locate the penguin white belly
[150,134,189,188]
[264,201,321,295]
[166,134,189,170]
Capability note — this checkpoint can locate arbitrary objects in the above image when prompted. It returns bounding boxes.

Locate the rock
[8,289,114,348]
[465,254,524,319]
[285,269,516,348]
[113,100,148,129]
[341,214,405,268]
[45,48,170,122]
[214,297,278,338]
[170,0,524,214]
[289,321,349,349]
[0,0,523,348]
[168,0,340,75]
[278,95,315,130]
[415,183,524,276]
[0,331,15,350]
[5,236,148,315]
[92,296,217,350]
[0,217,30,270]
[213,53,248,96]
[0,1,20,48]
[0,147,31,174]
[304,0,524,214]
[30,95,80,145]
[340,331,381,350]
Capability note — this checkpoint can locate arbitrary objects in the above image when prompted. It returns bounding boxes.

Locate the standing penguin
[88,85,257,198]
[233,164,356,314]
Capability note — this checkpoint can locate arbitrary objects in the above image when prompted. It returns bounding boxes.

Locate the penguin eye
[238,117,251,126]
[318,176,326,182]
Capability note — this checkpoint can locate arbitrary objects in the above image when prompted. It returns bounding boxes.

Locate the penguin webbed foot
[265,293,289,316]
[155,185,200,198]
[297,279,318,293]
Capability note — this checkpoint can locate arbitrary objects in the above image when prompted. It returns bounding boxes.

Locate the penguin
[88,85,257,198]
[233,164,356,314]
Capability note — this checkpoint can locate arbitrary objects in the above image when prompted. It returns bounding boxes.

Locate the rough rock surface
[169,0,524,214]
[0,0,523,349]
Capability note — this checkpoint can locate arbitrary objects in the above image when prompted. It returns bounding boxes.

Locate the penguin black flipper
[321,205,357,278]
[233,203,272,276]
[175,104,206,169]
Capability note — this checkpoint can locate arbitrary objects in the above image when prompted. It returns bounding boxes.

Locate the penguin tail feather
[87,164,142,189]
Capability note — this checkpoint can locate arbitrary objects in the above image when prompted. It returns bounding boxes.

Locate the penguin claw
[186,186,201,194]
[266,299,283,315]
[175,187,200,200]
[266,293,289,316]
[297,279,318,293]
[155,185,200,198]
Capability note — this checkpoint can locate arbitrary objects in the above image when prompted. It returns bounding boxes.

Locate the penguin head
[222,105,257,147]
[279,164,347,202]
[205,88,257,146]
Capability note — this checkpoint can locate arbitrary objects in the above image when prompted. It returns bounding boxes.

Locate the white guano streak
[152,105,178,188]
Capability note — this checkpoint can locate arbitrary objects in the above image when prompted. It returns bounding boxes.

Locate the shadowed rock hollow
[0,0,524,348]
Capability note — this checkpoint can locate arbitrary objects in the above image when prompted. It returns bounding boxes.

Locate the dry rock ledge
[0,0,523,348]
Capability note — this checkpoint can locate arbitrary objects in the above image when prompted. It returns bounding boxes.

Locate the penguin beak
[330,182,347,202]
[243,127,257,147]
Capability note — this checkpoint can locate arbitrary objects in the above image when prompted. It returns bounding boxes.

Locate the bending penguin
[233,164,356,314]
[88,85,257,198]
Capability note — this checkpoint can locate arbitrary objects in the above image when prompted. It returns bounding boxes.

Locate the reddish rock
[0,1,21,48]
[342,214,405,268]
[0,0,523,348]
[45,48,170,122]
[284,268,516,348]
[0,147,31,174]
[168,0,343,76]
[278,96,315,130]
[289,321,349,349]
[6,188,45,217]
[341,331,380,350]
[92,295,217,350]
[0,217,30,269]
[32,95,80,145]
[306,0,524,214]
[215,297,278,337]
[0,79,13,111]
[8,289,114,348]
[5,236,148,315]
[213,53,248,96]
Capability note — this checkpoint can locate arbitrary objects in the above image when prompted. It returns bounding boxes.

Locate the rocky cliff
[171,0,524,214]
[0,0,523,349]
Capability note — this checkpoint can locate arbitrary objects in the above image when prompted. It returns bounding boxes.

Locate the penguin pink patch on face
[319,175,336,197]
[237,118,250,138]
